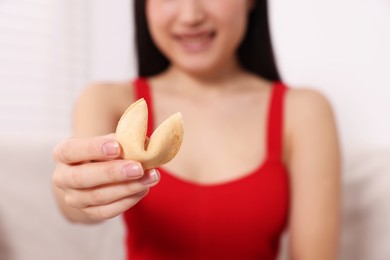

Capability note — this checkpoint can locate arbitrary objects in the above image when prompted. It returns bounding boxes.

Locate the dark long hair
[134,0,280,81]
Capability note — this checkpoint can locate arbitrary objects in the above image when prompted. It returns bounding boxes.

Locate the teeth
[180,34,212,45]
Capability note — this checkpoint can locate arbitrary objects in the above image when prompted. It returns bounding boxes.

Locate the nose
[178,0,206,26]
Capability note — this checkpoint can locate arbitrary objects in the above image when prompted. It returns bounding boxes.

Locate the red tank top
[123,78,290,260]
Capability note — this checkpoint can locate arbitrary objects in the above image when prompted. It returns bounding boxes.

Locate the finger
[77,169,159,208]
[66,180,149,208]
[83,189,149,221]
[53,135,121,164]
[60,160,146,189]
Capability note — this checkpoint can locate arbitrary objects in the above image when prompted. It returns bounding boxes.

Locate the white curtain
[0,0,88,138]
[0,0,134,139]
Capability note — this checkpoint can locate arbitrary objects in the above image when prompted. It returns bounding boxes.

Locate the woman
[52,0,341,259]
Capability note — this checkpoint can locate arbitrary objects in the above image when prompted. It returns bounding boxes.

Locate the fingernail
[102,141,119,156]
[122,163,143,178]
[141,169,160,186]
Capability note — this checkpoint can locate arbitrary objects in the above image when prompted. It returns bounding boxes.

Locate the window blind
[0,0,90,138]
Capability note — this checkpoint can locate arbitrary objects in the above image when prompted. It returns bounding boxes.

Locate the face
[146,0,254,76]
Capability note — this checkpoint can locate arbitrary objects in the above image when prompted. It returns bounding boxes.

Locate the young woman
[52,0,341,259]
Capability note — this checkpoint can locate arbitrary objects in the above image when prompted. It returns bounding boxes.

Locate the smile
[173,31,216,53]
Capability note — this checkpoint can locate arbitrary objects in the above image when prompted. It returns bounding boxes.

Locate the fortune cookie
[116,98,184,170]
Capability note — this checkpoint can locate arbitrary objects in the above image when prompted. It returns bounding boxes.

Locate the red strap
[267,82,287,162]
[133,78,154,137]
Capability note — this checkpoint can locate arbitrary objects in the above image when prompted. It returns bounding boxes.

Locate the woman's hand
[52,135,160,223]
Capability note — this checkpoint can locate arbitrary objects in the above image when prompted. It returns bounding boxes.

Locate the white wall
[270,0,390,157]
[88,0,135,82]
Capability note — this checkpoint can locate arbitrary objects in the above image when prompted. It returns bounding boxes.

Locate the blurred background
[0,0,389,259]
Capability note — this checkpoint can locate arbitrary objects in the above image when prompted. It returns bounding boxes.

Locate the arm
[71,83,126,137]
[285,89,341,260]
[52,83,160,223]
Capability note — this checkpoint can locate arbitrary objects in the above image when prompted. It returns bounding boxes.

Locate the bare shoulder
[77,81,135,107]
[286,87,334,116]
[73,81,136,136]
[283,87,339,162]
[285,87,336,128]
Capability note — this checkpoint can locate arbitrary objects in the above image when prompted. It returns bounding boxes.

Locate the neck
[163,58,248,95]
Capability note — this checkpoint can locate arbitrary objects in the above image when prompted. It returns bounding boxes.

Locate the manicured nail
[122,163,143,178]
[141,169,160,186]
[102,141,119,156]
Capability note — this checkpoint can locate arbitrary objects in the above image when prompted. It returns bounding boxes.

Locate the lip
[173,30,216,53]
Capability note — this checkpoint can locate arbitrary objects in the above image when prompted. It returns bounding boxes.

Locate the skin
[52,0,341,259]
